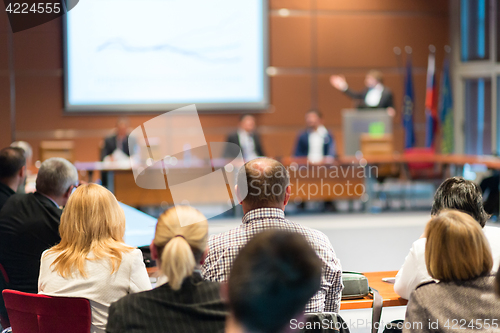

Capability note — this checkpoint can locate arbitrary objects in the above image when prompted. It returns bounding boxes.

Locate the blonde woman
[403,210,500,333]
[38,184,151,333]
[106,206,227,333]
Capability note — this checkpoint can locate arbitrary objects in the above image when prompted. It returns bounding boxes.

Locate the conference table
[74,153,500,209]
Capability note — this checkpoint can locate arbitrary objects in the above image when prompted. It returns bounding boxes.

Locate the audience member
[330,70,395,115]
[10,141,34,193]
[403,210,500,333]
[202,157,342,313]
[225,229,322,333]
[0,147,26,210]
[107,206,226,333]
[0,157,77,294]
[394,177,500,300]
[294,110,335,163]
[38,183,151,333]
[224,114,265,161]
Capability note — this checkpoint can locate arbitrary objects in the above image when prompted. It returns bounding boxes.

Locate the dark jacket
[0,182,15,212]
[106,272,227,333]
[0,192,62,294]
[344,87,394,109]
[224,131,265,158]
[101,135,131,160]
[294,130,336,158]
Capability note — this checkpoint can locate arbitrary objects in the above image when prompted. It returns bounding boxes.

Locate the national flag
[424,51,438,148]
[403,56,416,149]
[439,56,453,154]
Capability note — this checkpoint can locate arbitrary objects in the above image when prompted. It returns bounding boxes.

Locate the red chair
[0,263,10,329]
[2,290,91,333]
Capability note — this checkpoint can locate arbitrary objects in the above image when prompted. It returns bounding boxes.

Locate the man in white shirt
[224,115,265,162]
[330,70,395,116]
[394,177,500,300]
[294,110,335,163]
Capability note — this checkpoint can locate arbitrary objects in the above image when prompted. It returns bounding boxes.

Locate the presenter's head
[365,70,383,88]
[305,110,322,131]
[116,117,130,138]
[236,157,291,214]
[239,114,256,134]
[431,177,489,227]
[226,229,322,333]
[153,206,208,290]
[36,157,78,207]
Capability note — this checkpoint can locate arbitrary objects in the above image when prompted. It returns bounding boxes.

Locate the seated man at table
[201,157,343,313]
[0,157,78,296]
[394,177,500,300]
[225,229,322,333]
[0,147,26,211]
[294,110,335,164]
[224,114,265,162]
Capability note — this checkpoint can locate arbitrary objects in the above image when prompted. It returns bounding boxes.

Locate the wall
[0,0,449,164]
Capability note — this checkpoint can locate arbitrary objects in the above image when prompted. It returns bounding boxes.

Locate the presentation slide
[64,0,268,111]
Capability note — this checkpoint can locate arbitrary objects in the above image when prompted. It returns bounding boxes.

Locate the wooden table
[341,271,407,310]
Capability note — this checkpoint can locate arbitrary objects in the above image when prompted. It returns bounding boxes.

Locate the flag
[439,56,453,154]
[403,57,415,149]
[424,51,438,148]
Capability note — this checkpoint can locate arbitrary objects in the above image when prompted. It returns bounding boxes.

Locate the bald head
[236,158,290,209]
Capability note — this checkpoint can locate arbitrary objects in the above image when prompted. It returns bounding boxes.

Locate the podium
[342,109,393,156]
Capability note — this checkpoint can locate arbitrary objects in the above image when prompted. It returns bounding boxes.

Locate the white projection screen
[63,0,268,112]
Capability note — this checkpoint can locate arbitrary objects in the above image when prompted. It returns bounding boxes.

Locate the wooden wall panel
[316,0,448,13]
[270,16,311,67]
[270,0,311,10]
[0,77,11,145]
[317,15,449,68]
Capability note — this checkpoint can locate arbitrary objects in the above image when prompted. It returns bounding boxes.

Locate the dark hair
[431,177,489,227]
[236,158,290,208]
[306,109,322,118]
[228,230,322,333]
[496,267,500,297]
[0,147,26,179]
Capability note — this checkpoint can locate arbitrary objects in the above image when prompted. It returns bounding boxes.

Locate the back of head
[10,141,33,165]
[36,158,78,197]
[236,158,289,209]
[52,183,130,277]
[431,177,489,227]
[228,229,322,333]
[154,206,208,290]
[425,210,492,282]
[0,147,26,180]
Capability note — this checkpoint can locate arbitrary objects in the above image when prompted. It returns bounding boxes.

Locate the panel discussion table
[74,154,500,208]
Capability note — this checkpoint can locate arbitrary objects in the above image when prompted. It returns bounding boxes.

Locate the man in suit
[224,114,265,161]
[0,157,78,296]
[224,229,322,333]
[101,117,132,160]
[330,70,396,116]
[0,147,26,211]
[294,110,336,163]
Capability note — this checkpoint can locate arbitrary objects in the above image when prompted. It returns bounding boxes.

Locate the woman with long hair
[106,206,227,333]
[403,210,500,333]
[38,184,151,333]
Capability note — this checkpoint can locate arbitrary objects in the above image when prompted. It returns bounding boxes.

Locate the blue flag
[439,57,453,154]
[403,57,416,149]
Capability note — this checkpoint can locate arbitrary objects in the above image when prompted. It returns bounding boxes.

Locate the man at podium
[330,70,395,116]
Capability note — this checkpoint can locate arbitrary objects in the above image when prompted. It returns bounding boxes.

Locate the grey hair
[36,158,78,197]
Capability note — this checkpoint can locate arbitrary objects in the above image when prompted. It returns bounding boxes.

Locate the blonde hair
[47,183,133,278]
[425,210,492,282]
[154,206,208,290]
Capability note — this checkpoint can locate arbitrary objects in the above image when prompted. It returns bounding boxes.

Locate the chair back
[2,290,91,333]
[0,263,10,329]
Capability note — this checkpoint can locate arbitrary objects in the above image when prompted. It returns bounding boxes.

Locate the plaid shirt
[201,208,343,313]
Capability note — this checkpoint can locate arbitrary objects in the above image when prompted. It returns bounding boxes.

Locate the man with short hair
[394,177,500,300]
[225,229,322,333]
[0,157,78,295]
[224,114,265,162]
[0,147,26,211]
[294,110,335,163]
[202,157,342,313]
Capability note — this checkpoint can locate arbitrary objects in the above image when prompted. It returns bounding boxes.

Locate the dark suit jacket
[101,134,131,160]
[344,86,394,109]
[223,131,265,158]
[0,182,15,212]
[0,192,62,294]
[294,130,336,158]
[106,272,227,333]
